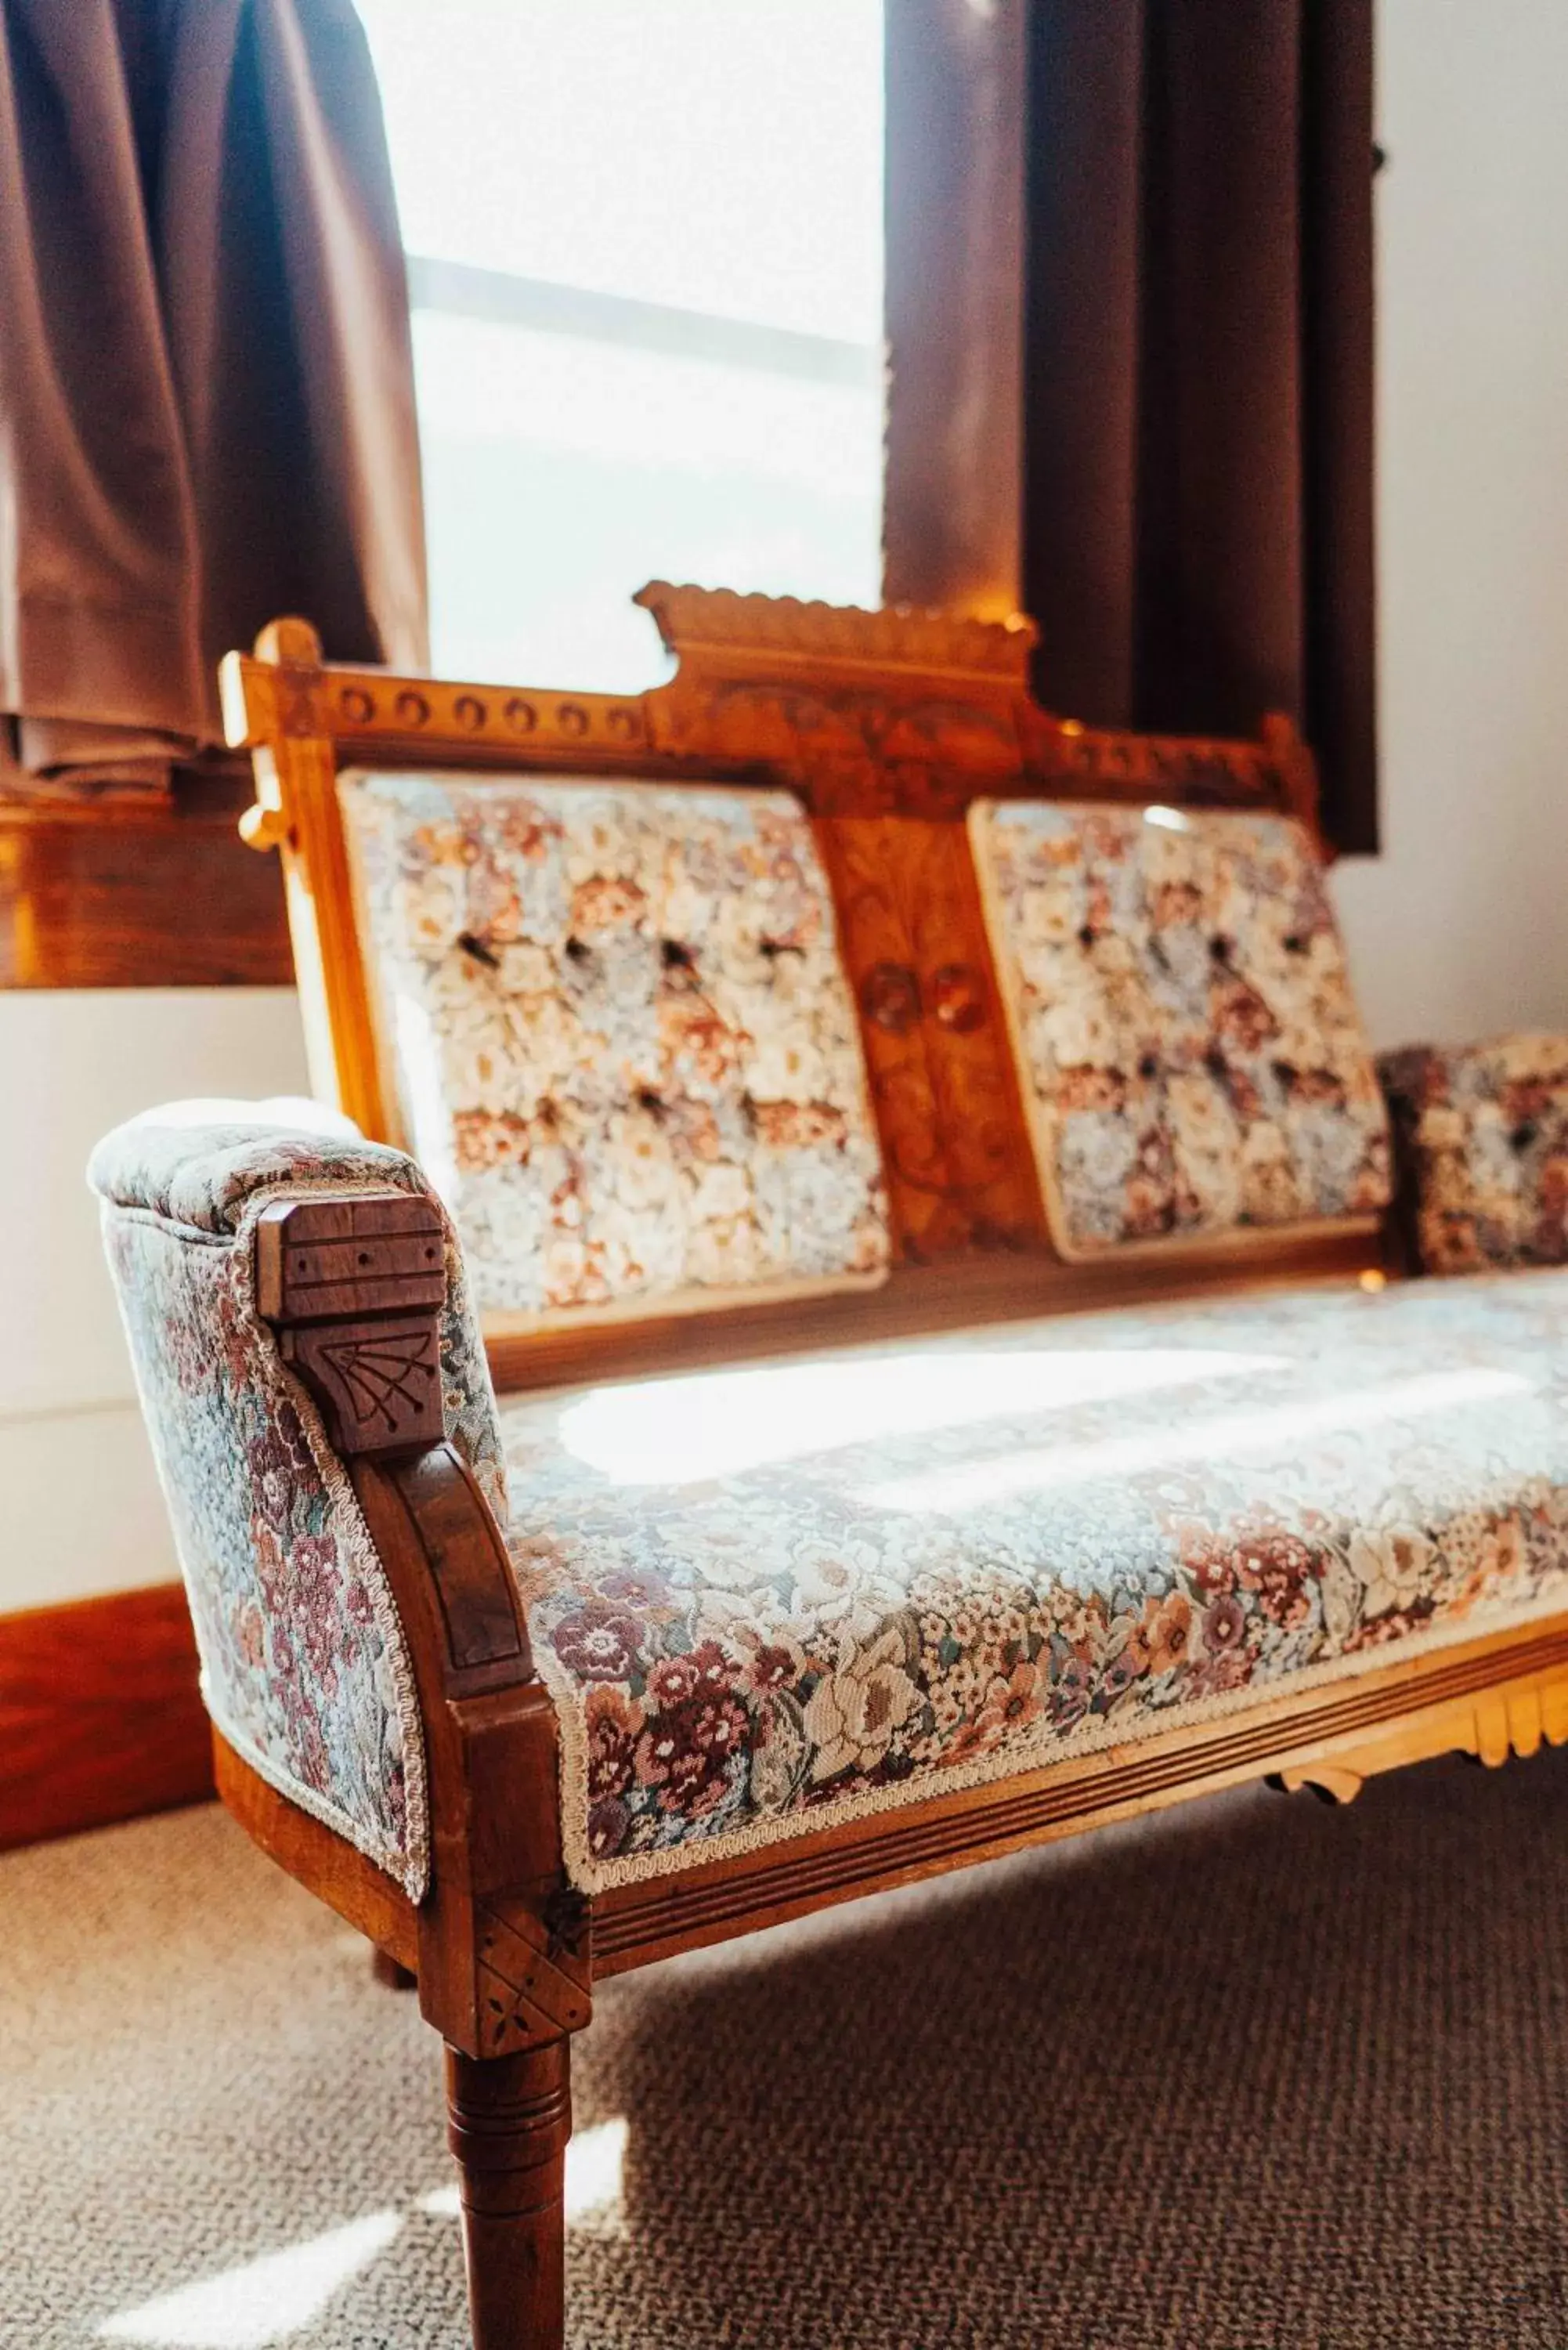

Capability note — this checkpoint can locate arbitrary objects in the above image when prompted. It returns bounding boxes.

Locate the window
[357,0,887,689]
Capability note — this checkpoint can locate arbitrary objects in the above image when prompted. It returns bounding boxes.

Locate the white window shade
[357,0,886,689]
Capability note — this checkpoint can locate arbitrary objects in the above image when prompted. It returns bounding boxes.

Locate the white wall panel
[0,1405,183,1612]
[0,989,308,1420]
[0,989,307,1610]
[1333,1,1568,1047]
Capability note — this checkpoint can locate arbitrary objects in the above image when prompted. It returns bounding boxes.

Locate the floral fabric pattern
[503,1270,1568,1890]
[969,801,1391,1256]
[91,1115,511,1896]
[339,769,890,1321]
[1380,1035,1568,1273]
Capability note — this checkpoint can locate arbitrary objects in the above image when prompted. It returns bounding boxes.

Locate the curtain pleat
[1022,0,1378,851]
[0,0,425,789]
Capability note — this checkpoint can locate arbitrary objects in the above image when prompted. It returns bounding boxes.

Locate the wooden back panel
[221,588,1369,1391]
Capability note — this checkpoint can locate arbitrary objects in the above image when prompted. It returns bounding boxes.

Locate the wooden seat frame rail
[215,595,1568,2348]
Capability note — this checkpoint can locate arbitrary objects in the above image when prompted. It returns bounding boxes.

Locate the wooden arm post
[257,1190,587,2350]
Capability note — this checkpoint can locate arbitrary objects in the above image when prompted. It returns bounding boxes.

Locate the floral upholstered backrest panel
[969,801,1391,1257]
[338,770,890,1325]
[1380,1034,1568,1273]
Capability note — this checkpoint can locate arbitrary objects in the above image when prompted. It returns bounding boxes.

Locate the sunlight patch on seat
[556,1348,1285,1484]
[96,2210,403,2348]
[866,1367,1533,1514]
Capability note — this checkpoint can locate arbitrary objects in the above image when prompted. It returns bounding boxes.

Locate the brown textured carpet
[4,1752,1568,2350]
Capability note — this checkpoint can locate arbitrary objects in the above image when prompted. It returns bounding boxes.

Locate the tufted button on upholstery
[927,962,987,1033]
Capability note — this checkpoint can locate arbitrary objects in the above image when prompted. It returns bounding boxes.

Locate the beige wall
[6,0,1568,1611]
[1332,0,1568,1045]
[0,991,308,1612]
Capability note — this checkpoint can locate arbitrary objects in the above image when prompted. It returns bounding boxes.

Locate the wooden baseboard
[0,1582,213,1851]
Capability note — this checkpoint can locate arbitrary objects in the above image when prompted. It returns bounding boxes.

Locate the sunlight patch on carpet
[96,2211,403,2348]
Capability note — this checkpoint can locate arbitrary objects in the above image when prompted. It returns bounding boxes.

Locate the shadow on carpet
[3,1748,1566,2348]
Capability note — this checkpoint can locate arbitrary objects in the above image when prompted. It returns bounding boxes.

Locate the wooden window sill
[0,772,291,988]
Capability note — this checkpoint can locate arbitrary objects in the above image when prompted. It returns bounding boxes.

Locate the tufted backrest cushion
[338,769,890,1325]
[89,1112,506,1896]
[1380,1034,1568,1273]
[970,801,1391,1257]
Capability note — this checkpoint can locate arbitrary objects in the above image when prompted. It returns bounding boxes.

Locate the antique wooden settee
[92,591,1568,2348]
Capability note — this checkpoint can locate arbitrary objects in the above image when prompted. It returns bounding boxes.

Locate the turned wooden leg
[446,2037,571,2350]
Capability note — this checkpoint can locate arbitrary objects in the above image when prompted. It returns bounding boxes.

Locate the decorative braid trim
[197,1679,422,1897]
[541,1574,1568,1895]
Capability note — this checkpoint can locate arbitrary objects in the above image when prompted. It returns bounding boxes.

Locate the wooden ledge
[0,785,290,988]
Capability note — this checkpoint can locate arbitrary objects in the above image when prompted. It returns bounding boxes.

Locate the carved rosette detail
[860,962,922,1035]
[927,963,987,1033]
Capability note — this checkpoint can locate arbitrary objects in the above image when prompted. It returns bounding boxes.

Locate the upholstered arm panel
[89,1113,508,1896]
[1380,1036,1568,1275]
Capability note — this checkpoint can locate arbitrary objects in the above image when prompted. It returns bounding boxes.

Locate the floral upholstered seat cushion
[968,801,1391,1256]
[339,770,890,1324]
[1380,1035,1568,1273]
[504,1270,1568,1890]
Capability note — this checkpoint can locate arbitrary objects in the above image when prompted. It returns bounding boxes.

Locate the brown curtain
[0,0,426,794]
[1021,0,1377,851]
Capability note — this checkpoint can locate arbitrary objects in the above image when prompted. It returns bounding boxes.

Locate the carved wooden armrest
[256,1192,590,2059]
[257,1193,532,1682]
